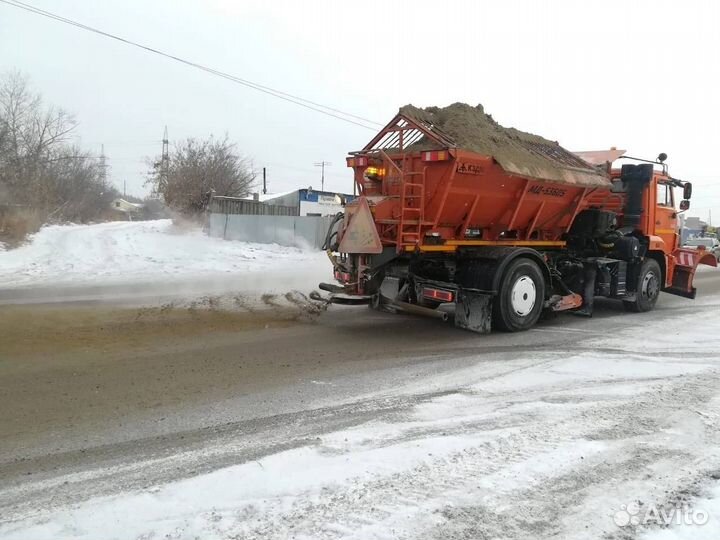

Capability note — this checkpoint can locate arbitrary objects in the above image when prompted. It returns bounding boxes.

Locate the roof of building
[261,188,354,201]
[684,216,707,228]
[111,198,144,210]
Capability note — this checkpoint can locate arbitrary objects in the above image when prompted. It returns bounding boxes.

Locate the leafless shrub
[146,135,255,219]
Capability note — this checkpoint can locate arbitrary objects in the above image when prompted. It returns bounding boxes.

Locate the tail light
[422,287,454,302]
[421,150,449,162]
[334,270,352,283]
[346,157,368,167]
[364,166,385,180]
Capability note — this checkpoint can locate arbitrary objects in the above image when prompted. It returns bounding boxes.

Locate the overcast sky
[2,0,719,221]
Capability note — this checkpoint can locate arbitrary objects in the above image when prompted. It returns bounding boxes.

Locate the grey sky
[2,0,719,222]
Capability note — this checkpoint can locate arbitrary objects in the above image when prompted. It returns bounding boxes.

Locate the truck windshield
[657,183,672,206]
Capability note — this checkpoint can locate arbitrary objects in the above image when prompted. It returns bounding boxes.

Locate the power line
[261,161,347,181]
[82,141,162,147]
[1,0,382,130]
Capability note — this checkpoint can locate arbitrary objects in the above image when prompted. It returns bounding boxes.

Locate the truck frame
[321,105,716,332]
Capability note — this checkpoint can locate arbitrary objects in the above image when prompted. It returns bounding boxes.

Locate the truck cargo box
[344,103,617,253]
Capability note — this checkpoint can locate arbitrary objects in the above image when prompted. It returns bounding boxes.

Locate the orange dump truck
[320,103,716,332]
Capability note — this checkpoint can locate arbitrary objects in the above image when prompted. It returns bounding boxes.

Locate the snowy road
[2,268,720,539]
[2,221,720,539]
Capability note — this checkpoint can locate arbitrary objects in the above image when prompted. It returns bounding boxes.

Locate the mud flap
[573,263,596,317]
[454,289,492,334]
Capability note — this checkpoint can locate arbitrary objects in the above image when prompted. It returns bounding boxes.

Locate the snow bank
[0,219,329,289]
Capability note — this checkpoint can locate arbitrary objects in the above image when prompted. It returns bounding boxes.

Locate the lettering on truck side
[527,185,566,197]
[456,163,484,175]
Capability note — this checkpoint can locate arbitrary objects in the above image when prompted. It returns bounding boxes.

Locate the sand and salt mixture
[400,102,609,187]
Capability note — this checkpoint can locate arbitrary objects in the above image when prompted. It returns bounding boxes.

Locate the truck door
[654,180,679,252]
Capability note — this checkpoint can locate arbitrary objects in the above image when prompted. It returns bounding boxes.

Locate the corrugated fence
[209,196,298,216]
[208,212,335,249]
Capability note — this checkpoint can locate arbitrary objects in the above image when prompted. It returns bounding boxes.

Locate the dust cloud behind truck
[320,103,715,332]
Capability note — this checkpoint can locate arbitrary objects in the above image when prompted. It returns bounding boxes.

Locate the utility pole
[99,144,107,191]
[123,180,126,198]
[262,167,267,195]
[158,126,169,197]
[313,161,331,192]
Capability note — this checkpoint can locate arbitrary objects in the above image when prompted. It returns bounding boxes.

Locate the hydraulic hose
[322,212,344,251]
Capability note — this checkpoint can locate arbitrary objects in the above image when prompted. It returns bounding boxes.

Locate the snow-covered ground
[0,219,329,290]
[3,308,720,539]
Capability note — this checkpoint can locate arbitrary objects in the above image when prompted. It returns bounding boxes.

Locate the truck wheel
[623,259,661,313]
[492,258,545,332]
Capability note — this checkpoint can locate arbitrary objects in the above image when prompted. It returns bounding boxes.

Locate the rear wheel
[623,259,661,312]
[492,258,545,332]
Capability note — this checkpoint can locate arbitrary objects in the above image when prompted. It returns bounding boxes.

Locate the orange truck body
[323,106,715,332]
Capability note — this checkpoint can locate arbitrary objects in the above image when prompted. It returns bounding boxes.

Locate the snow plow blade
[664,247,718,299]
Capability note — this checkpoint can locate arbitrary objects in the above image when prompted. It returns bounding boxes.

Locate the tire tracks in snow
[183,368,720,539]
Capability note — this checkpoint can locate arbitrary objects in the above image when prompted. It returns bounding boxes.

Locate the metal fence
[209,196,298,216]
[208,212,334,249]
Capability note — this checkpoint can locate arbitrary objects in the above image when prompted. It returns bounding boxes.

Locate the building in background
[110,198,144,221]
[679,215,709,244]
[261,188,355,216]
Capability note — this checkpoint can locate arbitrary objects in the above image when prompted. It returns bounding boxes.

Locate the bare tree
[0,71,117,243]
[0,70,77,205]
[146,135,256,217]
[42,147,117,222]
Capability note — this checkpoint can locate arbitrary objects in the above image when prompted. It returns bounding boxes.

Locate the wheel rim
[641,270,659,300]
[510,275,536,316]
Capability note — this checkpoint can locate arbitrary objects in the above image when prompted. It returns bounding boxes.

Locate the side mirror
[679,200,690,211]
[683,182,693,200]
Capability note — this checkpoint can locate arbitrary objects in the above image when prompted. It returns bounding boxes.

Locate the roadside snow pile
[0,220,328,288]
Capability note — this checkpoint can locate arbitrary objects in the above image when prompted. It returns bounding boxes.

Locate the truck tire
[623,259,661,313]
[492,258,545,332]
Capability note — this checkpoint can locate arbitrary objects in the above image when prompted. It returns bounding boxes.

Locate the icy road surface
[2,274,720,539]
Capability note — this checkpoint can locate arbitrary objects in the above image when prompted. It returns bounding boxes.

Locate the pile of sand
[398,103,609,187]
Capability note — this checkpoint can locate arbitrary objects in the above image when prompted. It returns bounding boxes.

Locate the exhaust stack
[620,163,654,231]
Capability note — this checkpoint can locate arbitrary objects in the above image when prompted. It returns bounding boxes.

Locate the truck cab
[603,158,706,300]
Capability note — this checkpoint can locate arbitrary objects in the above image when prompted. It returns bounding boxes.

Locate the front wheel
[492,258,546,332]
[623,259,661,312]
